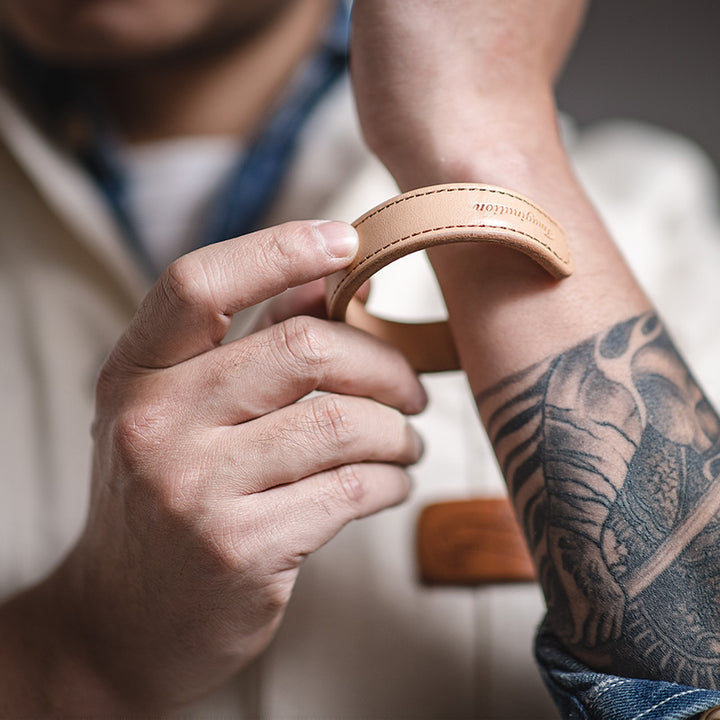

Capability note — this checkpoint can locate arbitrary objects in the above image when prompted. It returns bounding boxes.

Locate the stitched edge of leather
[356,185,567,260]
[328,220,565,309]
[355,185,561,237]
[329,184,571,316]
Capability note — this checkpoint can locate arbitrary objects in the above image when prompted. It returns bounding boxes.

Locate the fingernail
[416,381,429,413]
[409,424,425,463]
[315,221,359,259]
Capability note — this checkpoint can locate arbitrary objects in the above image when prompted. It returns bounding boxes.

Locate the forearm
[413,94,650,384]
[394,96,720,687]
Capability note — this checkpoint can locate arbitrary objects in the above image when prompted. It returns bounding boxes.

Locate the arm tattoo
[478,312,720,688]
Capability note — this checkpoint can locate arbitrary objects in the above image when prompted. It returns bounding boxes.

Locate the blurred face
[0,0,290,65]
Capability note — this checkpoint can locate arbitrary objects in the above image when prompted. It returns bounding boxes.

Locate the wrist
[381,90,563,192]
[390,91,584,285]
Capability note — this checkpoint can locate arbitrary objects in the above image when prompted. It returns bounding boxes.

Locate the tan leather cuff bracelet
[325,183,572,372]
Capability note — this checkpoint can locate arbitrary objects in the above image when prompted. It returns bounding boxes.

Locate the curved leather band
[325,183,572,372]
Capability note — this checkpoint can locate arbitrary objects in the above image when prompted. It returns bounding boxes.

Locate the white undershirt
[116,136,243,273]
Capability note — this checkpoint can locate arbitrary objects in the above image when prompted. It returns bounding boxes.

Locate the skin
[481,313,720,687]
[352,0,720,693]
[0,223,426,714]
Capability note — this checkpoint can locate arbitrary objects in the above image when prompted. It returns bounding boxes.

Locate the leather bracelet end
[417,498,536,585]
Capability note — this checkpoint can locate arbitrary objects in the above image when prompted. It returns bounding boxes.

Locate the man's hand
[350,0,586,189]
[37,220,425,713]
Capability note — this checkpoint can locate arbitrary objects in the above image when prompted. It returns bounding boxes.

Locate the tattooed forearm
[479,312,720,688]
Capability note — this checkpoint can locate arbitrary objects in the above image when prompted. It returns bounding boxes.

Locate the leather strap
[325,183,571,372]
[417,498,535,584]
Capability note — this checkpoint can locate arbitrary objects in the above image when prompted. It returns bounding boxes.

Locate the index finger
[113,221,358,370]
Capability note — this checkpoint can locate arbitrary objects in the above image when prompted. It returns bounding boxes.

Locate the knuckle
[330,464,367,508]
[155,474,199,519]
[276,315,326,369]
[162,254,215,311]
[202,497,270,571]
[255,225,298,280]
[203,348,243,390]
[312,395,357,450]
[108,410,203,521]
[111,403,172,474]
[198,519,250,574]
[196,506,297,616]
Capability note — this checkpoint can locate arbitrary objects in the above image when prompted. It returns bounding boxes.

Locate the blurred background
[557,0,720,170]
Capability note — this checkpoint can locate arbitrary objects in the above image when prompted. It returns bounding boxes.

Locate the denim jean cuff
[535,618,720,720]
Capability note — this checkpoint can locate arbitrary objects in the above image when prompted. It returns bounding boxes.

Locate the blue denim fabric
[535,621,720,719]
